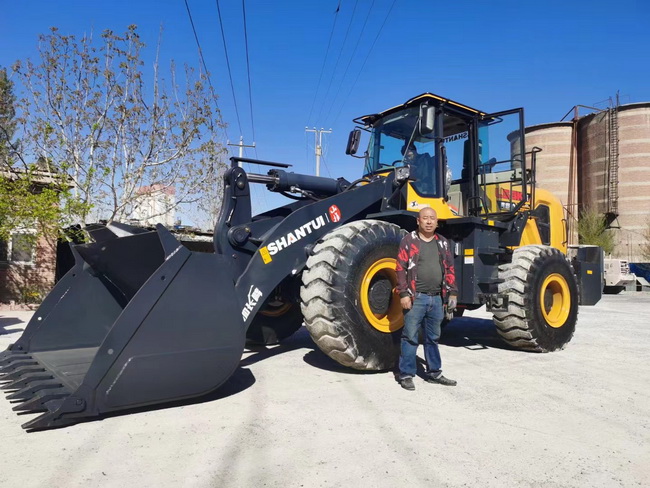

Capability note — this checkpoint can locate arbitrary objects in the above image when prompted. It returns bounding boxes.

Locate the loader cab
[351,93,530,221]
[361,106,441,199]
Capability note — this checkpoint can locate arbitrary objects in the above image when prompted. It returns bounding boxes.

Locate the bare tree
[12,25,228,227]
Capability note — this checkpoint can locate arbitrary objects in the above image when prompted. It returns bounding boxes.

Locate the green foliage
[0,172,63,241]
[577,207,615,255]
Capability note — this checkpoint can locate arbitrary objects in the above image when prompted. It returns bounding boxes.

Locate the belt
[416,291,441,296]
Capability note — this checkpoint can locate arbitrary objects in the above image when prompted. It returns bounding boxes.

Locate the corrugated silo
[612,103,650,261]
[577,110,610,215]
[525,122,577,243]
[577,103,650,261]
[525,122,574,206]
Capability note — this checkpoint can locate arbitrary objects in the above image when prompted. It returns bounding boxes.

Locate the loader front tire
[300,220,405,371]
[493,245,578,352]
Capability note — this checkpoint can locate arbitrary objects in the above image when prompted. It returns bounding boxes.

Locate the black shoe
[425,374,457,386]
[399,377,415,391]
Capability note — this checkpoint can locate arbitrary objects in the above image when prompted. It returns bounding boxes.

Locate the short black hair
[401,142,416,155]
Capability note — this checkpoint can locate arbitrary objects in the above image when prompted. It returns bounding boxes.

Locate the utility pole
[305,127,332,176]
[227,136,256,167]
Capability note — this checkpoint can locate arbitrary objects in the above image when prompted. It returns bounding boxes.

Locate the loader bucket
[0,225,245,430]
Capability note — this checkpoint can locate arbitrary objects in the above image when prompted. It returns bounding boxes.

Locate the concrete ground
[0,293,648,488]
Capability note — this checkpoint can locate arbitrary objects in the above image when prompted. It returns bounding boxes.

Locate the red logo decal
[497,188,523,201]
[329,205,342,223]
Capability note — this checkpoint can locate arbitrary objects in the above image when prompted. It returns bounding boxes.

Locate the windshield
[363,107,439,197]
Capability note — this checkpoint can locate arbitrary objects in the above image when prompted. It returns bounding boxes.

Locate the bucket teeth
[0,366,46,383]
[0,359,38,374]
[12,389,69,414]
[6,378,64,401]
[0,353,31,369]
[2,372,54,391]
[20,399,73,431]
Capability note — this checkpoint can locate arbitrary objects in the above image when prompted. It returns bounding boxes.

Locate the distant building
[129,184,176,228]
[0,166,64,306]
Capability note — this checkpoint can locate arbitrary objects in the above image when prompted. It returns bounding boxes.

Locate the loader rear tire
[300,220,405,371]
[246,281,303,346]
[493,245,578,352]
[246,303,303,346]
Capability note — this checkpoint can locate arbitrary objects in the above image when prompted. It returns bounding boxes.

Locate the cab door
[475,109,528,217]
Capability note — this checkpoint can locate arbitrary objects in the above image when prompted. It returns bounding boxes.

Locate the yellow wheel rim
[540,273,571,328]
[259,301,292,318]
[360,258,403,333]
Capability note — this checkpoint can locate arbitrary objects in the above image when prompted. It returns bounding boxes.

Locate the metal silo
[525,122,576,243]
[577,102,650,261]
[611,103,650,261]
[525,122,574,206]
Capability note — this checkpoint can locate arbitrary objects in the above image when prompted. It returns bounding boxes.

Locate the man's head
[401,142,417,162]
[417,207,438,235]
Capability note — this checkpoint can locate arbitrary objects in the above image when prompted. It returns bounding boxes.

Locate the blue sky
[2,0,649,214]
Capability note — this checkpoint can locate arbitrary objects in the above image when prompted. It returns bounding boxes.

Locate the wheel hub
[368,277,392,315]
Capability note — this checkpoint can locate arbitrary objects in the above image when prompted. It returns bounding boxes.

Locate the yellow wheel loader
[0,93,602,430]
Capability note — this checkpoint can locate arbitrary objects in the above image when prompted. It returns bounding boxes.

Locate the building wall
[0,233,57,304]
[130,184,176,227]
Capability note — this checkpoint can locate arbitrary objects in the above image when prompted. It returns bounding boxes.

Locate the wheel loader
[0,93,603,430]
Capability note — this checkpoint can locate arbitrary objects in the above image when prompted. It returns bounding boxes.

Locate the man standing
[395,207,458,390]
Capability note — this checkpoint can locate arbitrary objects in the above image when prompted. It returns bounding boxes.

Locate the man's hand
[400,296,412,310]
[446,295,457,321]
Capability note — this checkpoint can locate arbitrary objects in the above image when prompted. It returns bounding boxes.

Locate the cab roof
[354,92,487,127]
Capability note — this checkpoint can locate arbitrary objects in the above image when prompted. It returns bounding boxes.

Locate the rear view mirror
[419,104,435,135]
[346,128,361,155]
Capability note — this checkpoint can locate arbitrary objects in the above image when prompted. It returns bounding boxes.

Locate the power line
[306,1,342,126]
[242,0,256,143]
[215,0,244,137]
[183,0,229,143]
[315,0,360,124]
[330,0,396,127]
[322,0,375,126]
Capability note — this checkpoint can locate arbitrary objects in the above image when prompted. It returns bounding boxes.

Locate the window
[442,113,469,183]
[363,107,441,197]
[0,238,7,261]
[535,205,551,245]
[0,231,36,265]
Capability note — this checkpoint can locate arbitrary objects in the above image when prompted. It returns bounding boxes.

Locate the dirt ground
[0,293,649,488]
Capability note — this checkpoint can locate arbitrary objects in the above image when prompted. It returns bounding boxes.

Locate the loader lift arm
[216,161,408,330]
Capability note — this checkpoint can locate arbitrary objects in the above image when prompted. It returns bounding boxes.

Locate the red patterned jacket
[395,231,458,301]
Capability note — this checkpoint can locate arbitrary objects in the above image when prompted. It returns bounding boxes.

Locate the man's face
[404,147,416,162]
[417,209,438,234]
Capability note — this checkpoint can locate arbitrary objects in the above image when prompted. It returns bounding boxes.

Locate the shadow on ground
[6,317,520,431]
[0,316,25,336]
[441,317,516,351]
[245,317,518,375]
[243,327,366,374]
[12,366,257,432]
